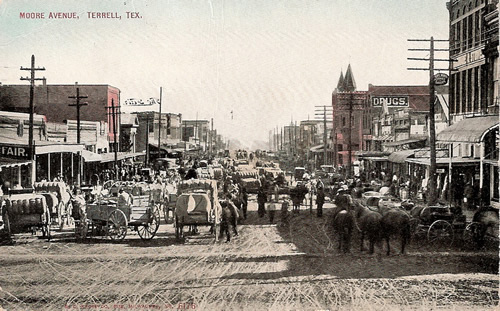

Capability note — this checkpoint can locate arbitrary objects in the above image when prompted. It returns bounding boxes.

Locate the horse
[219,200,238,242]
[377,205,411,255]
[352,201,382,254]
[331,191,355,253]
[289,183,308,214]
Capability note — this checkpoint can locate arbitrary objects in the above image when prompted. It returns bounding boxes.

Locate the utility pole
[111,99,119,180]
[158,87,162,159]
[210,118,214,157]
[408,37,454,206]
[20,55,45,183]
[146,113,150,166]
[315,105,333,167]
[68,87,88,144]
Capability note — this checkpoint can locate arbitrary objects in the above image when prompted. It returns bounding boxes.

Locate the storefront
[437,115,499,208]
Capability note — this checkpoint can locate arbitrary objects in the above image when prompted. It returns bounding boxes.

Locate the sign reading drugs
[0,144,31,159]
[124,98,158,106]
[372,96,409,107]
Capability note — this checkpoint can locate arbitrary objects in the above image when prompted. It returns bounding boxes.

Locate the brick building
[0,82,121,150]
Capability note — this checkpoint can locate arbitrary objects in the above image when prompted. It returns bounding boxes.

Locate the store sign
[372,96,409,107]
[434,73,448,86]
[0,144,31,159]
[124,98,158,106]
[454,47,485,69]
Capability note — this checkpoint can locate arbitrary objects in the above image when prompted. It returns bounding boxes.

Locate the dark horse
[219,200,238,242]
[378,205,411,255]
[290,183,309,214]
[331,192,355,253]
[353,201,382,254]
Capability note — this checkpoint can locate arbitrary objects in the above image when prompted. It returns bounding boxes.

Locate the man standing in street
[316,186,325,217]
[257,186,267,218]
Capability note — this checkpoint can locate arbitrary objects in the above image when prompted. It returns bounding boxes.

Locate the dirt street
[0,199,498,310]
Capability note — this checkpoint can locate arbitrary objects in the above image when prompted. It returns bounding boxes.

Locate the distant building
[182,120,210,148]
[134,111,182,154]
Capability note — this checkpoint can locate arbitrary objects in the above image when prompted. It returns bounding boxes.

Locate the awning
[406,157,479,166]
[100,152,145,163]
[81,150,102,162]
[372,134,394,141]
[361,156,389,162]
[384,138,426,147]
[35,143,85,155]
[437,115,499,143]
[388,149,418,163]
[0,157,31,169]
[309,145,324,152]
[356,151,390,157]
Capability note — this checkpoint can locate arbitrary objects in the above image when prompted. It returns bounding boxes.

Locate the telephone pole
[110,98,118,180]
[20,55,45,162]
[408,37,454,206]
[68,87,88,144]
[158,87,162,159]
[315,105,333,167]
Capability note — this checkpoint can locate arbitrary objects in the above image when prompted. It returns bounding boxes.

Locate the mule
[378,205,411,255]
[353,202,382,254]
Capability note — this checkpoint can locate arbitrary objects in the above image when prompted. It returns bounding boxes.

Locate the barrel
[22,199,30,214]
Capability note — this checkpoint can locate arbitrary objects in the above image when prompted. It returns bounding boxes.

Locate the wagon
[174,179,221,241]
[410,205,462,247]
[1,191,51,240]
[86,182,161,241]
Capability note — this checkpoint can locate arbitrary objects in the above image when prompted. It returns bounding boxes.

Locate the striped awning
[0,157,31,169]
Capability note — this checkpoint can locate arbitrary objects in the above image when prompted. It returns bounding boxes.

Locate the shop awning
[35,143,85,155]
[388,149,418,164]
[437,115,499,143]
[100,152,145,163]
[362,156,389,162]
[0,157,31,169]
[406,157,479,166]
[81,150,102,162]
[372,135,394,141]
[384,137,426,147]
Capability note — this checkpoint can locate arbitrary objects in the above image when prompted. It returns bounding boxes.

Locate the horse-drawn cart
[410,205,463,247]
[174,179,221,241]
[86,182,161,241]
[2,191,51,240]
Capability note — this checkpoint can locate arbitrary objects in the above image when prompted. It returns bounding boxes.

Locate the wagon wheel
[41,210,51,241]
[463,222,485,249]
[138,205,160,240]
[427,220,454,247]
[107,209,128,241]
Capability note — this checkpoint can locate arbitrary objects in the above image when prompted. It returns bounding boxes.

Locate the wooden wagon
[86,182,161,241]
[2,191,51,240]
[174,179,221,241]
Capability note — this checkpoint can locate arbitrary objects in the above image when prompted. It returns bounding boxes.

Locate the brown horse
[378,205,411,255]
[353,201,382,254]
[331,192,355,253]
[220,201,238,242]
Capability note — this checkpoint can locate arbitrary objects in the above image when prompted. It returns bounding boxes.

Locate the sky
[0,0,450,148]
